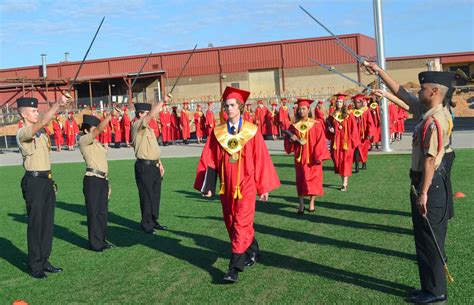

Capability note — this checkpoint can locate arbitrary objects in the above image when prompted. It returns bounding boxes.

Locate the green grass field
[1,150,473,304]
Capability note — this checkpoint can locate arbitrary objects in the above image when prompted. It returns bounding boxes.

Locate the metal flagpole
[373,0,391,152]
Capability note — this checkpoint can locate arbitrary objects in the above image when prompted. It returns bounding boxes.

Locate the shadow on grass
[106,226,225,284]
[169,226,414,297]
[0,237,28,273]
[55,201,226,284]
[177,215,415,262]
[173,190,219,203]
[255,199,412,236]
[8,212,89,249]
[315,201,411,217]
[56,201,143,233]
[279,180,296,186]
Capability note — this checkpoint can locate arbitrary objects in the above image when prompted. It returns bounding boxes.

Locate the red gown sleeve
[194,134,218,192]
[252,130,281,195]
[314,123,331,162]
[283,125,296,154]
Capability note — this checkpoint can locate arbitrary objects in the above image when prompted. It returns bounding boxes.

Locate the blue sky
[0,0,473,69]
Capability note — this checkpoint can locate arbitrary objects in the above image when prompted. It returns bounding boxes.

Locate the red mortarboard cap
[183,101,189,105]
[271,101,277,106]
[352,94,366,101]
[68,111,74,115]
[172,105,177,109]
[257,100,263,105]
[207,102,213,105]
[222,86,250,103]
[334,93,348,101]
[296,98,314,108]
[91,106,97,110]
[317,100,324,105]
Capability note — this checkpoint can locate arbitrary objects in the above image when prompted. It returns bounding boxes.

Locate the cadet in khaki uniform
[16,96,68,279]
[131,99,166,234]
[79,114,113,252]
[366,62,455,304]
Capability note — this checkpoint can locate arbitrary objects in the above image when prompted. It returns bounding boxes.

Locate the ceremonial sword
[308,57,371,91]
[411,185,455,283]
[65,16,106,100]
[167,44,198,98]
[299,6,369,65]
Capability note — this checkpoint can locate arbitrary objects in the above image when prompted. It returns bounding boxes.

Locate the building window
[231,82,240,89]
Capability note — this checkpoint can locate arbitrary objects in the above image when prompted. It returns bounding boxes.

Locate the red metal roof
[387,51,474,61]
[0,33,372,81]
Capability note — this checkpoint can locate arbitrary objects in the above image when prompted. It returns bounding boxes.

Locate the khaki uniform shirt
[79,133,108,177]
[411,104,450,171]
[16,125,51,171]
[131,117,161,161]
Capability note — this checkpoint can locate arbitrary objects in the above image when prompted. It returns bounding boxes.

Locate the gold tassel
[233,186,243,199]
[445,265,454,283]
[233,150,243,200]
[305,132,310,165]
[343,120,348,150]
[219,157,225,195]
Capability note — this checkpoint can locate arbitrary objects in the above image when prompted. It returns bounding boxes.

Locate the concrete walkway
[1,131,473,167]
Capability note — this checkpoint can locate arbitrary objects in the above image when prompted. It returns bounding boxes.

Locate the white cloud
[0,0,38,12]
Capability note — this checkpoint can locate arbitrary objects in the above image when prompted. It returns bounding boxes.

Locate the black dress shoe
[361,163,367,170]
[31,271,47,279]
[43,265,63,273]
[408,289,424,298]
[245,252,260,267]
[409,291,446,304]
[223,268,238,283]
[154,223,168,230]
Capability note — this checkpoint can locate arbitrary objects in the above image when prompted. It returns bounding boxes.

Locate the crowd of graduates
[16,94,408,185]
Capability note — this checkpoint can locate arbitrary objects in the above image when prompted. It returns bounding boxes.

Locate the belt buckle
[48,172,52,179]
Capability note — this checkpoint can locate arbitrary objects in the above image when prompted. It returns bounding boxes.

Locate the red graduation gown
[159,111,172,142]
[52,120,64,147]
[121,112,131,142]
[254,106,268,136]
[149,118,160,137]
[171,113,180,140]
[368,102,381,143]
[388,103,398,136]
[327,112,360,177]
[278,106,291,131]
[284,119,330,196]
[205,110,215,137]
[99,116,112,144]
[194,111,205,138]
[352,108,374,163]
[64,119,79,146]
[111,116,122,142]
[194,121,280,253]
[180,110,191,140]
[397,106,408,133]
[243,110,255,124]
[265,109,279,136]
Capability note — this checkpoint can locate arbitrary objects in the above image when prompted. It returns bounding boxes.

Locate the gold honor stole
[292,119,316,164]
[213,121,258,199]
[351,108,368,138]
[332,111,349,150]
